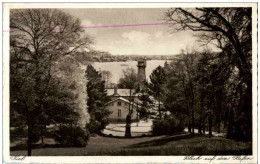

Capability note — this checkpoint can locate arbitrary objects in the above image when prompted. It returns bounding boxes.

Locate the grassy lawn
[10,134,252,156]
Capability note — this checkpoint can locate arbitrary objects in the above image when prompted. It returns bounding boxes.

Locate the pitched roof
[105,97,138,107]
[106,89,137,97]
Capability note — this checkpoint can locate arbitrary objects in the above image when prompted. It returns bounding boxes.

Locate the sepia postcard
[2,2,258,164]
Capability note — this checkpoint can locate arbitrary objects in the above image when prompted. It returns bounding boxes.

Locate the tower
[137,59,146,84]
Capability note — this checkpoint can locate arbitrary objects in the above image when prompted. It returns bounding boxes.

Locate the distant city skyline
[63,8,218,56]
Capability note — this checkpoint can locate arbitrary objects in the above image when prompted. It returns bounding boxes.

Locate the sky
[63,8,214,56]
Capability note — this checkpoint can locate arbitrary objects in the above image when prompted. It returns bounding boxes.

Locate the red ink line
[4,22,178,32]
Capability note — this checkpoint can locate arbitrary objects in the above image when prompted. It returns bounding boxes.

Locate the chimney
[114,86,118,96]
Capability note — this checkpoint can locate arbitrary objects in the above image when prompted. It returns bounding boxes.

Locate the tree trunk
[191,106,195,135]
[199,92,204,135]
[208,113,212,137]
[199,101,203,135]
[202,116,205,134]
[227,114,233,139]
[198,120,202,135]
[158,94,161,119]
[27,125,32,156]
[26,105,32,156]
[227,110,233,139]
[216,91,222,133]
[40,124,46,144]
[215,107,221,133]
[128,89,132,113]
[70,122,74,144]
[41,125,44,144]
[188,122,191,133]
[244,82,252,141]
[126,89,132,137]
[187,106,191,133]
[217,120,221,133]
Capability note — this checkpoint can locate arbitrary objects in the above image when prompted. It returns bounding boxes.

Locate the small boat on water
[120,64,129,66]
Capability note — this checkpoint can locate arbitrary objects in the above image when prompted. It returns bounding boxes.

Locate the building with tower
[105,59,147,122]
[105,59,166,122]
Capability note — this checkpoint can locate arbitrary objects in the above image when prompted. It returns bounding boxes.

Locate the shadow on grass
[127,132,191,148]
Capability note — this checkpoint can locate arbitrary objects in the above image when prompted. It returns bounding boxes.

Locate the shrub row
[54,126,89,147]
[152,116,184,135]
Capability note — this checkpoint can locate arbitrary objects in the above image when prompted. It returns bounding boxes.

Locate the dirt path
[103,120,152,136]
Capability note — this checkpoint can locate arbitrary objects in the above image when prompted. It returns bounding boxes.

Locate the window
[118,109,121,117]
[117,101,121,106]
[125,102,128,106]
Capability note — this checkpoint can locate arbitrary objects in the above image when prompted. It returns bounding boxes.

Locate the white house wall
[106,99,137,121]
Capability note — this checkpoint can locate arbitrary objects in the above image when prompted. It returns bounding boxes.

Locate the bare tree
[165,8,251,88]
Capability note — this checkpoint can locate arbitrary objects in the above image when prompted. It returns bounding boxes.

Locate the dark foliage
[86,65,110,133]
[152,116,184,135]
[54,126,89,147]
[118,67,138,89]
[164,8,252,141]
[86,119,103,134]
[137,84,153,121]
[147,66,167,119]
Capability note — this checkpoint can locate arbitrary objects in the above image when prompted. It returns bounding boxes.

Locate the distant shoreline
[92,60,168,83]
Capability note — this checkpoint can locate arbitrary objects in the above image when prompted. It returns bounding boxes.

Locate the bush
[152,116,184,135]
[10,126,40,143]
[85,118,109,134]
[86,119,101,134]
[54,125,89,147]
[10,126,27,138]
